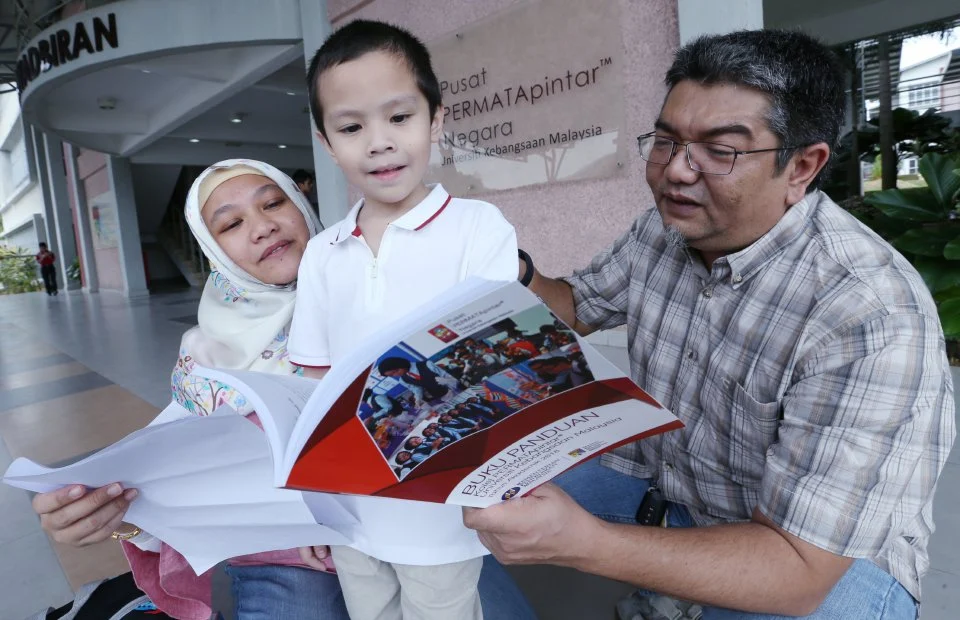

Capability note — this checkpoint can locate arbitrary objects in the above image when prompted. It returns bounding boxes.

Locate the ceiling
[4,0,316,168]
[762,0,879,28]
[130,58,316,168]
[28,47,316,166]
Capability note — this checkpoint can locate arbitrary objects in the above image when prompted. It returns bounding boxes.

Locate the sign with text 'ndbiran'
[426,0,626,195]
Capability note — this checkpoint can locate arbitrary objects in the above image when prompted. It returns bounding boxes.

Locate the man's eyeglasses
[636,132,808,176]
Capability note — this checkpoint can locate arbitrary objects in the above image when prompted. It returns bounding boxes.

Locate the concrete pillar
[43,133,80,290]
[299,0,349,228]
[30,126,57,257]
[31,214,45,245]
[64,143,99,293]
[677,0,763,45]
[106,156,149,298]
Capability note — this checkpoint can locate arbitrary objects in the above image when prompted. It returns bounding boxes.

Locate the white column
[43,133,80,291]
[106,156,149,298]
[30,126,57,254]
[64,143,99,293]
[677,0,763,45]
[299,0,349,228]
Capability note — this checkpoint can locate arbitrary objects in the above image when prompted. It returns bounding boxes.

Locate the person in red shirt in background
[35,242,57,296]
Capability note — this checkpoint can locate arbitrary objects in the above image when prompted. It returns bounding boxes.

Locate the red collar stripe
[414,195,452,231]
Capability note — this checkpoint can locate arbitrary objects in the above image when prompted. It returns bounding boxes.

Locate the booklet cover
[270,279,682,507]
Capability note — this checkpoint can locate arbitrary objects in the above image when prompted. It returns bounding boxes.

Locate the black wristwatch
[518,249,534,287]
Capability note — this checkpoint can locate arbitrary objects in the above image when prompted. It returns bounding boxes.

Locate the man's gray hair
[665,30,845,191]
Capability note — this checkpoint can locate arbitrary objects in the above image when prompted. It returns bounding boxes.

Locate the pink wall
[74,148,124,291]
[327,0,679,276]
[62,144,84,286]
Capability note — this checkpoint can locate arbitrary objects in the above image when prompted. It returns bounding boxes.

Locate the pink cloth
[123,542,335,619]
[121,413,337,618]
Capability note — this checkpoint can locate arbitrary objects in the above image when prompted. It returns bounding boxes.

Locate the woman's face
[200,174,309,285]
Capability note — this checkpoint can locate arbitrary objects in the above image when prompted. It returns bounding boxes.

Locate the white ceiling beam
[165,123,312,147]
[40,106,149,135]
[130,139,313,168]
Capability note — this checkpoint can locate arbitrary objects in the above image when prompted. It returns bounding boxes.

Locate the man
[292,169,319,213]
[35,242,57,296]
[464,30,955,618]
[292,169,315,195]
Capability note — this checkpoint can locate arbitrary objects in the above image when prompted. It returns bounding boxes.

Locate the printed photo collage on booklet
[356,305,596,479]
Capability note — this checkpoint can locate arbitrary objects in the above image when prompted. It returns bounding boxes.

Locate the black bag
[28,572,175,620]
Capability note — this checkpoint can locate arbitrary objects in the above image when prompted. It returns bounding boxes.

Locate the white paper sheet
[188,368,320,484]
[2,403,357,573]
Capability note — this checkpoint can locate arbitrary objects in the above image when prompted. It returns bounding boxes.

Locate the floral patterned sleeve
[170,348,253,417]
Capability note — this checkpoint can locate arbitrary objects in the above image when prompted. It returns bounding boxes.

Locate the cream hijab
[179,159,322,374]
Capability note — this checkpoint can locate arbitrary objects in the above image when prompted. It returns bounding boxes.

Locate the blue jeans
[479,554,538,619]
[224,556,536,620]
[225,564,348,619]
[553,459,919,620]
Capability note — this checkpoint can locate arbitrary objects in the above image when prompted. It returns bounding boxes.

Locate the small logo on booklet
[428,324,459,343]
[501,486,521,500]
[568,448,588,458]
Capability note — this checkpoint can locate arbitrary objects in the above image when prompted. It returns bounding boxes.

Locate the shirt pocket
[702,375,781,489]
[727,379,781,487]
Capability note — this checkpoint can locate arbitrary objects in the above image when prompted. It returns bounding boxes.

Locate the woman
[30,159,538,620]
[32,160,344,620]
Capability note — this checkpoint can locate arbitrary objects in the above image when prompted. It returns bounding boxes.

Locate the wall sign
[427,0,626,195]
[16,13,119,92]
[90,197,118,250]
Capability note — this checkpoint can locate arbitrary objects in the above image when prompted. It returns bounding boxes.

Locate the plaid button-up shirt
[566,191,955,600]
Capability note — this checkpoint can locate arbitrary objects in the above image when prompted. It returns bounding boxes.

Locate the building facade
[2,0,958,297]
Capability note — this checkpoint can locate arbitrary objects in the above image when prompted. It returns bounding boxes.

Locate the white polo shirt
[289,184,518,367]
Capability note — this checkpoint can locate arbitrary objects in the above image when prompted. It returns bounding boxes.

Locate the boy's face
[317,50,442,212]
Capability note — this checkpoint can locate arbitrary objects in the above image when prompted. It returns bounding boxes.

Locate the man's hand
[462,482,602,567]
[298,545,331,570]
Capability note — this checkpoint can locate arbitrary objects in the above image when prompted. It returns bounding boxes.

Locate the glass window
[904,84,940,112]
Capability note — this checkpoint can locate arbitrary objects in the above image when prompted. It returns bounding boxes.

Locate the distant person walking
[35,242,57,296]
[292,169,320,215]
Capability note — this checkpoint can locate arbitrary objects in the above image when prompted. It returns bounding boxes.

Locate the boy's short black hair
[378,356,412,375]
[306,19,442,140]
[39,242,48,248]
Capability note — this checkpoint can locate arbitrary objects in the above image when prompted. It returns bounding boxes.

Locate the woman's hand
[32,483,138,546]
[298,545,331,570]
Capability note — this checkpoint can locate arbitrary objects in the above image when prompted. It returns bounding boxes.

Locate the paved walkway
[0,288,956,619]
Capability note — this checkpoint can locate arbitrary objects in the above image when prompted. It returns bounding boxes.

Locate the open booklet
[3,278,682,571]
[197,278,682,506]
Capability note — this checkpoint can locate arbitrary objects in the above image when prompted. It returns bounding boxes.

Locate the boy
[288,19,518,620]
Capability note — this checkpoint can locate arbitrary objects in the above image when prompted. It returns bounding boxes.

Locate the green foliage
[824,109,960,201]
[863,153,960,339]
[861,108,959,162]
[870,154,882,180]
[0,246,42,295]
[67,256,81,282]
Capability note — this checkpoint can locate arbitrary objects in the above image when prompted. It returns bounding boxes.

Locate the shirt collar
[724,192,818,287]
[332,184,452,244]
